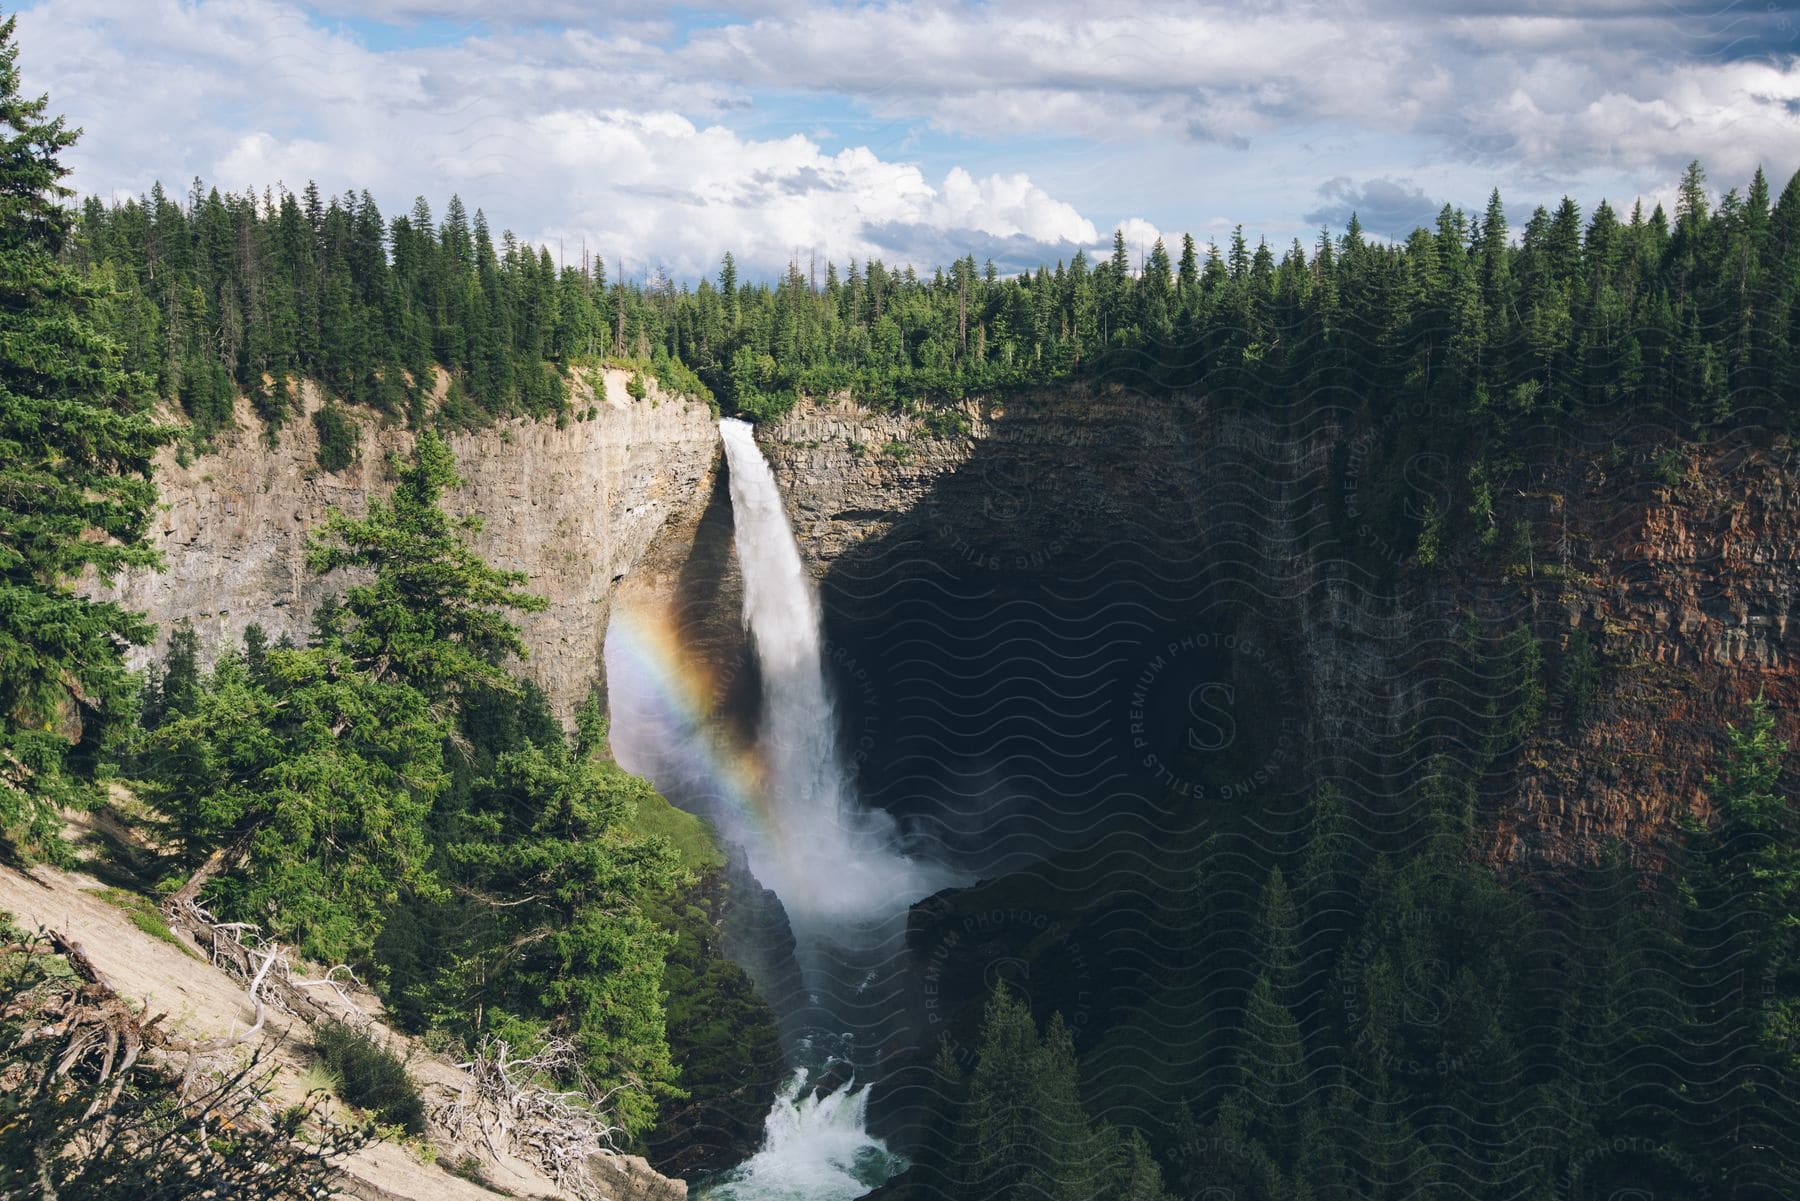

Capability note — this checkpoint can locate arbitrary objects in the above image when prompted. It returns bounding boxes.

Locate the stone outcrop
[588,1153,688,1201]
[758,391,1203,572]
[100,368,717,719]
[1496,434,1800,865]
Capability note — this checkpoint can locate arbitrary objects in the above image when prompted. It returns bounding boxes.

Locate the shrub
[649,350,716,411]
[921,407,971,437]
[734,385,797,423]
[312,1021,425,1134]
[1557,628,1602,728]
[1655,446,1686,488]
[312,404,359,473]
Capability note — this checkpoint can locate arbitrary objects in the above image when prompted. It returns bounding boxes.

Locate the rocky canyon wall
[115,375,1800,871]
[756,392,1800,874]
[99,367,718,719]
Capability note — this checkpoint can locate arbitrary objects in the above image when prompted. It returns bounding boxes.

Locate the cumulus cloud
[521,118,1099,278]
[17,0,1117,279]
[16,0,1800,274]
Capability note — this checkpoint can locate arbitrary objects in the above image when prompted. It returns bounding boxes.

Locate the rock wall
[758,391,1204,572]
[115,375,1800,869]
[757,393,1800,873]
[101,368,718,719]
[1497,434,1800,865]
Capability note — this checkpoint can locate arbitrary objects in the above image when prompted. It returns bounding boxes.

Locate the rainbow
[602,602,776,845]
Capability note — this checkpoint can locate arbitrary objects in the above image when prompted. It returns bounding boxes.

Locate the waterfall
[610,419,952,1199]
[717,416,932,929]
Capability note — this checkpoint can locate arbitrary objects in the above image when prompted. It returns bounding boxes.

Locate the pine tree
[1254,865,1301,1008]
[306,432,546,701]
[143,437,554,964]
[1233,973,1306,1148]
[1177,232,1200,302]
[961,984,1051,1198]
[0,14,172,853]
[1115,1129,1174,1201]
[140,620,200,729]
[955,984,1153,1201]
[141,644,448,964]
[1679,698,1800,1197]
[438,735,685,1137]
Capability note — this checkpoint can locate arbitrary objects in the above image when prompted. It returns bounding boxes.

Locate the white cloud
[16,0,1800,273]
[676,0,1800,181]
[18,0,1127,278]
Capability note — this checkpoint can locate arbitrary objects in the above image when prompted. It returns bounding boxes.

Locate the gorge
[92,372,1800,1198]
[8,5,1800,1193]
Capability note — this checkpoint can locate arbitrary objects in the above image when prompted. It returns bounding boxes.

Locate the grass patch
[447,1155,515,1194]
[298,1061,338,1100]
[628,789,726,870]
[312,1020,426,1134]
[95,888,197,958]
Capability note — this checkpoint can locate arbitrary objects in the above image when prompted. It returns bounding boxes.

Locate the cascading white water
[700,1066,906,1201]
[597,419,950,1200]
[717,416,934,927]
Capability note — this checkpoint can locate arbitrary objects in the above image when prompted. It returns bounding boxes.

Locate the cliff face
[758,393,1800,873]
[101,368,717,718]
[1498,434,1800,865]
[116,379,1800,869]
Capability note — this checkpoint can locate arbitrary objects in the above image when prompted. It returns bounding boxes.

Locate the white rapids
[698,1066,906,1201]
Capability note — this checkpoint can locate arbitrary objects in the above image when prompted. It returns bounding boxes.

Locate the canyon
[98,379,1800,1185]
[110,374,1800,918]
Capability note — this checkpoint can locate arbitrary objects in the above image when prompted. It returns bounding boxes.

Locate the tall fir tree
[0,13,171,853]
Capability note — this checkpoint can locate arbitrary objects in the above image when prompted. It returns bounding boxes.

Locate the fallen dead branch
[0,928,371,1199]
[2,930,163,1137]
[162,897,371,1031]
[436,1036,633,1196]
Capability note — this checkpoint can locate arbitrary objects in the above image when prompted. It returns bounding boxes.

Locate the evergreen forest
[1,7,1798,1199]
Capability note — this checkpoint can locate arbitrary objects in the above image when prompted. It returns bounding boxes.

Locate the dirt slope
[0,861,683,1201]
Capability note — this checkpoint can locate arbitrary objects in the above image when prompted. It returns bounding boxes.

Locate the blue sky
[19,0,1800,280]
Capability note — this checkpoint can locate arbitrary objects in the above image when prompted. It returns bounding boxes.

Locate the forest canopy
[70,160,1798,437]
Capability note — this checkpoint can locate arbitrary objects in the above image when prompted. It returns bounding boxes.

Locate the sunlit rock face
[95,367,717,721]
